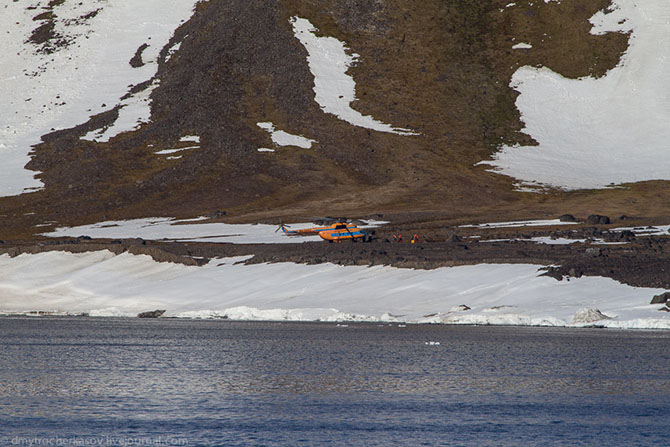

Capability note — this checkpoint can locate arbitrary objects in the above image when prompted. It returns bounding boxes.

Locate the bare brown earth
[2,1,670,293]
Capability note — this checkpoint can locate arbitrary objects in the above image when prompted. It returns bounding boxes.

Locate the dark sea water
[1,317,669,446]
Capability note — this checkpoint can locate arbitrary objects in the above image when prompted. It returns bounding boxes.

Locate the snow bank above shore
[41,217,385,244]
[0,250,667,329]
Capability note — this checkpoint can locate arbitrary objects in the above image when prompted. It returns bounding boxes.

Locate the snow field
[153,136,201,157]
[0,0,198,196]
[42,217,387,244]
[482,1,670,190]
[0,250,668,329]
[459,219,578,228]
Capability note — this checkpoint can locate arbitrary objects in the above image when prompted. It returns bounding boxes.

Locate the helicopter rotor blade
[275,218,289,233]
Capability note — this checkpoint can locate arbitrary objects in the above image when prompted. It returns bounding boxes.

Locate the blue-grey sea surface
[1,317,669,446]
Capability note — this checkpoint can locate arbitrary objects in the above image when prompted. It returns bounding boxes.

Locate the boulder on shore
[137,309,166,318]
[558,214,576,222]
[586,214,611,225]
[651,292,670,304]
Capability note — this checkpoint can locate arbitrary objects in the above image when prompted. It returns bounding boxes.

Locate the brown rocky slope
[2,0,648,240]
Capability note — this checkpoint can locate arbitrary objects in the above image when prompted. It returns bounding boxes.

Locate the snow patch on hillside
[0,251,667,329]
[256,122,316,150]
[153,136,201,156]
[291,17,417,136]
[155,146,199,156]
[0,0,198,197]
[460,219,578,228]
[482,1,670,190]
[82,80,160,142]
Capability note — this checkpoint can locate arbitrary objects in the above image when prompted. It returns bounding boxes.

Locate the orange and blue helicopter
[276,218,373,242]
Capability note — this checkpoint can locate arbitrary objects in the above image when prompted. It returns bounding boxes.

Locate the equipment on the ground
[276,218,373,242]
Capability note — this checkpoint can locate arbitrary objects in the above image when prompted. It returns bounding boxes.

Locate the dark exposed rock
[80,9,100,21]
[586,214,611,225]
[33,11,54,21]
[29,21,56,45]
[568,268,583,278]
[619,230,636,241]
[208,210,227,218]
[585,247,601,257]
[541,268,563,281]
[650,292,670,304]
[558,214,576,222]
[602,230,636,243]
[137,309,166,318]
[129,43,149,68]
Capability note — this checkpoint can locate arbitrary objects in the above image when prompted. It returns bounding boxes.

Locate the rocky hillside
[1,0,654,238]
